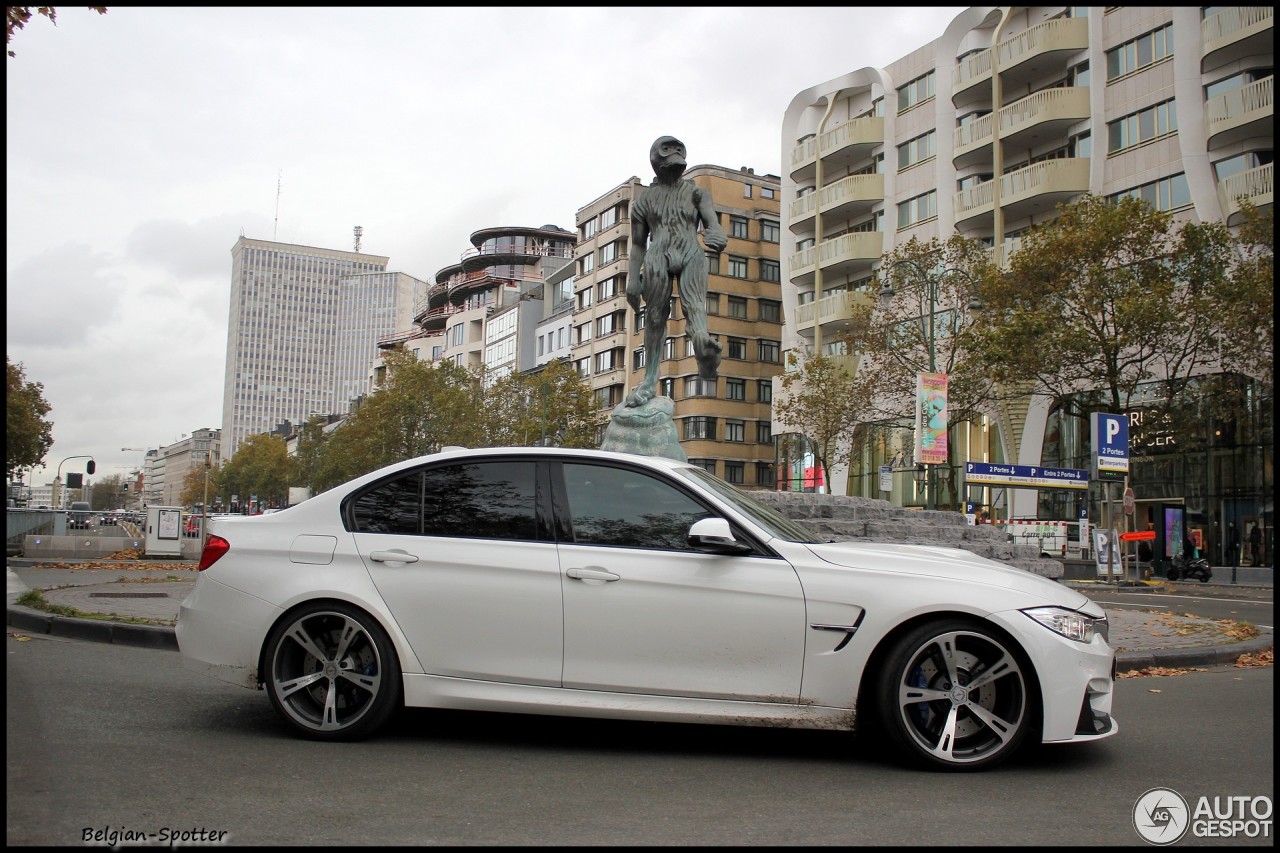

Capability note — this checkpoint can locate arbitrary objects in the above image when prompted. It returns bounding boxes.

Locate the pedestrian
[1248,524,1262,567]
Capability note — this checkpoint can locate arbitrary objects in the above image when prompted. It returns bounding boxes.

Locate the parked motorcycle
[1165,553,1212,583]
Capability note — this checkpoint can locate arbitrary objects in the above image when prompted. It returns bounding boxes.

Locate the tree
[968,193,1239,453]
[7,6,107,57]
[1210,200,1273,393]
[289,415,330,493]
[219,434,288,509]
[180,460,221,510]
[88,472,128,511]
[7,356,55,479]
[772,352,870,493]
[479,358,599,448]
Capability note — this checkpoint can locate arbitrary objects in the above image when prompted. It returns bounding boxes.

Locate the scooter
[1166,553,1212,583]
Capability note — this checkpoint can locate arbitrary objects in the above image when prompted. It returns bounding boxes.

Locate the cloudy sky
[7,6,964,488]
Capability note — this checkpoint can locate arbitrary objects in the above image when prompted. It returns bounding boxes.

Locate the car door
[353,459,563,687]
[555,461,805,702]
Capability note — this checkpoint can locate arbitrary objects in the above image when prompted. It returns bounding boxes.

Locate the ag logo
[1134,787,1190,845]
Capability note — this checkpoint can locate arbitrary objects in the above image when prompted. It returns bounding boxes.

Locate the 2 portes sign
[1091,412,1130,483]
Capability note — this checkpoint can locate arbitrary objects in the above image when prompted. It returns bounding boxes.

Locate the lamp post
[878,259,983,511]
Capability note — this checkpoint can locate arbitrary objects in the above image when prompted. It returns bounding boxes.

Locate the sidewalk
[6,558,1274,672]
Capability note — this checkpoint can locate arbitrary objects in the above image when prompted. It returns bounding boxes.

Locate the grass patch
[14,588,176,627]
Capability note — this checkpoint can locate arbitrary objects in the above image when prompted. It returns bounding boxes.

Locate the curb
[6,604,178,651]
[1114,635,1273,673]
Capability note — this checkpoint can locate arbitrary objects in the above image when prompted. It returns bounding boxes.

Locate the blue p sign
[1091,412,1129,474]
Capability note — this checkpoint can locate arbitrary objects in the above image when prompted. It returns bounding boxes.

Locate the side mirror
[688,517,753,555]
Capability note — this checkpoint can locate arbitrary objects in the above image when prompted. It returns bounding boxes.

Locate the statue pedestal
[599,396,686,462]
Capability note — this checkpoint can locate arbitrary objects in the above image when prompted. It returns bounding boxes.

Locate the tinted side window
[562,463,712,550]
[351,472,422,534]
[422,462,539,540]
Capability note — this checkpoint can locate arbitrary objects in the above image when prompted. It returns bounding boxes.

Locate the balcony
[952,17,1088,107]
[954,179,997,228]
[818,116,884,173]
[1218,162,1273,226]
[416,303,459,332]
[986,237,1024,271]
[460,243,574,274]
[819,173,884,223]
[789,192,818,234]
[1000,157,1090,221]
[1201,7,1273,74]
[789,245,816,287]
[1207,76,1273,149]
[953,113,995,168]
[818,231,884,280]
[993,17,1088,87]
[999,86,1090,153]
[792,289,876,337]
[789,136,818,183]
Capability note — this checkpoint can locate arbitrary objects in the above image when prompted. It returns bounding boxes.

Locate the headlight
[1022,606,1106,643]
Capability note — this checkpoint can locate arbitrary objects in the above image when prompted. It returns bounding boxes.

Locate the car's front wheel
[874,619,1032,771]
[264,602,401,740]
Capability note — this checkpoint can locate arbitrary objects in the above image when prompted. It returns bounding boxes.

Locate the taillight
[198,534,230,571]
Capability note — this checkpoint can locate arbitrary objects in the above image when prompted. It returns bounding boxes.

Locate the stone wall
[751,491,1064,579]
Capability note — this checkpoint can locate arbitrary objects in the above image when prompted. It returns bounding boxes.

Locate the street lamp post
[878,259,983,512]
[54,455,96,510]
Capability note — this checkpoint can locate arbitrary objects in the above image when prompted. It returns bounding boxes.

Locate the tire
[1198,574,1210,583]
[1166,566,1180,581]
[874,619,1032,771]
[264,602,401,741]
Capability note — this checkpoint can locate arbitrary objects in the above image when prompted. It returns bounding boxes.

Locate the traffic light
[86,460,96,475]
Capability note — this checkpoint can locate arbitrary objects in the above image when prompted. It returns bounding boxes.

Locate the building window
[897,70,935,113]
[897,130,937,171]
[726,377,746,400]
[663,337,677,360]
[582,218,598,240]
[688,458,717,475]
[597,276,617,300]
[576,287,592,310]
[724,461,745,484]
[755,461,774,486]
[705,293,720,315]
[683,417,716,440]
[724,420,745,443]
[579,253,594,275]
[743,183,752,199]
[760,219,780,243]
[599,205,618,230]
[757,421,773,444]
[633,347,645,370]
[1108,173,1191,212]
[1106,24,1172,81]
[574,357,590,378]
[759,300,781,323]
[759,339,780,363]
[1107,99,1177,154]
[727,296,748,319]
[599,242,617,266]
[727,337,747,360]
[730,216,749,239]
[897,191,937,229]
[759,259,780,283]
[761,186,776,200]
[684,376,715,398]
[575,322,591,345]
[595,349,619,372]
[728,256,749,278]
[659,377,675,398]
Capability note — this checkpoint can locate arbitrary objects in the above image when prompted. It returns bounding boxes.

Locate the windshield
[676,467,821,544]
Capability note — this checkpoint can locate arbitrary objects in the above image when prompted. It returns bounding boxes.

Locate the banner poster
[914,371,949,466]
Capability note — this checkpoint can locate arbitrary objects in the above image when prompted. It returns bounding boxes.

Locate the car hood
[802,540,1094,611]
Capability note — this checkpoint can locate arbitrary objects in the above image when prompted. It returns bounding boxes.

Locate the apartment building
[157,427,221,508]
[223,237,392,459]
[778,6,1272,560]
[573,167,785,487]
[334,271,428,409]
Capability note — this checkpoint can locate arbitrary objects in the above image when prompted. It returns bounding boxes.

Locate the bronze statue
[625,136,728,407]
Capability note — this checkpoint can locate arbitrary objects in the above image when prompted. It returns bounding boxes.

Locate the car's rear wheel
[874,619,1031,771]
[264,602,401,740]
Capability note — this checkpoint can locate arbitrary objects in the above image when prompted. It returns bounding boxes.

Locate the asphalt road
[6,632,1273,847]
[1079,585,1274,632]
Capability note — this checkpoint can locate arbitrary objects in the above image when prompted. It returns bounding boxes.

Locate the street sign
[964,461,1088,490]
[1090,412,1129,478]
[878,465,892,492]
[1123,486,1135,514]
[1120,530,1156,541]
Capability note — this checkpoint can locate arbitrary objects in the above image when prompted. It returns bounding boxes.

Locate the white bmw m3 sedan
[177,446,1117,771]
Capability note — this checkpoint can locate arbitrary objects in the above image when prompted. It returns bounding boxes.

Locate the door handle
[369,549,419,564]
[566,567,620,582]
